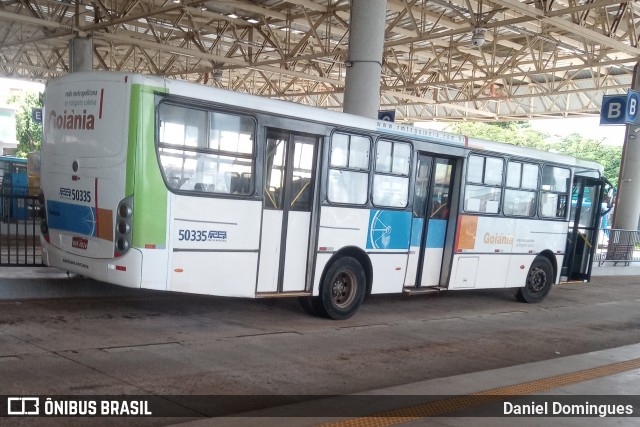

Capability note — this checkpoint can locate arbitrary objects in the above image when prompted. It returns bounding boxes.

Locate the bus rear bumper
[42,240,143,288]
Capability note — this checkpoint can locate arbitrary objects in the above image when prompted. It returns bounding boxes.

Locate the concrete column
[69,37,93,72]
[612,62,640,230]
[343,0,387,119]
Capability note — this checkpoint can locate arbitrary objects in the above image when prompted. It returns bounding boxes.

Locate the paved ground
[1,274,640,426]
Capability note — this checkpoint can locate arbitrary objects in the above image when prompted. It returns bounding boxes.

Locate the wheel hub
[529,267,547,292]
[332,272,355,307]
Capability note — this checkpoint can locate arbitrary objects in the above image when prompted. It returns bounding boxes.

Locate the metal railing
[595,228,640,266]
[0,192,43,266]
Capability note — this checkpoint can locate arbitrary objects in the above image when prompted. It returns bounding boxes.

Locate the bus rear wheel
[319,257,365,320]
[516,257,553,303]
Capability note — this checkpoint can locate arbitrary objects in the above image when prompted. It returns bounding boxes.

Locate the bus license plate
[72,236,88,250]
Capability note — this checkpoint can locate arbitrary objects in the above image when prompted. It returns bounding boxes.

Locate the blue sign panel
[377,110,396,122]
[31,108,43,124]
[600,95,627,125]
[625,89,640,125]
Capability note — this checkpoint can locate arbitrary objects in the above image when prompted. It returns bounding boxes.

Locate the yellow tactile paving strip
[318,357,640,427]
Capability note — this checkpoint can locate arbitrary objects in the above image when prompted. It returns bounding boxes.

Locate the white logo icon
[7,397,40,415]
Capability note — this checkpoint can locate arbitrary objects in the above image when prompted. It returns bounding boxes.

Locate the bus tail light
[114,196,133,258]
[38,190,50,243]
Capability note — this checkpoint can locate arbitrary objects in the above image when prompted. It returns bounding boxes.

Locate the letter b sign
[625,90,640,125]
[609,102,622,119]
[600,95,627,125]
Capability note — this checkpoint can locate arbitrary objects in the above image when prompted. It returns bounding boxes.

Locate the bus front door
[257,129,318,294]
[405,155,455,288]
[562,176,604,282]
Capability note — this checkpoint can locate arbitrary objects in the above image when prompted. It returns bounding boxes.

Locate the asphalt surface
[1,273,640,426]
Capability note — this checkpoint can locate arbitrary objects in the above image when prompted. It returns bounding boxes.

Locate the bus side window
[539,166,570,219]
[157,102,255,196]
[503,161,538,217]
[464,154,503,214]
[372,140,410,208]
[290,177,311,210]
[327,133,370,205]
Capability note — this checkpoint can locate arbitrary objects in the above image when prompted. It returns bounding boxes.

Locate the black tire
[319,257,366,320]
[516,257,554,303]
[298,296,323,317]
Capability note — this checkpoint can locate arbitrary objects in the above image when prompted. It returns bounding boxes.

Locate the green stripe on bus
[128,83,168,249]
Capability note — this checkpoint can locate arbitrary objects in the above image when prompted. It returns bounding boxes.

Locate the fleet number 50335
[177,229,227,241]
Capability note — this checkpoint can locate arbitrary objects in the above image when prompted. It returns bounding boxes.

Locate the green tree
[7,91,43,157]
[555,133,622,186]
[444,122,621,185]
[446,121,549,150]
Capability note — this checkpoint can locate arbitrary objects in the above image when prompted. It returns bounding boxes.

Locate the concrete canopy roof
[0,0,638,121]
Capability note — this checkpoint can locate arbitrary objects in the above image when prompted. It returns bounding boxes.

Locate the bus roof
[49,71,603,173]
[0,156,27,164]
[467,137,603,173]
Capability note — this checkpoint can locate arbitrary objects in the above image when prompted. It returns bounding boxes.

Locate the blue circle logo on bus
[369,210,392,249]
[83,209,96,236]
[367,210,412,250]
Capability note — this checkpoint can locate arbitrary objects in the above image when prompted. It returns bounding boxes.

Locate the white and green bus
[40,72,608,319]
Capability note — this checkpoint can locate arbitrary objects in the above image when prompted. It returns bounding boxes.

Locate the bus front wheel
[319,257,366,320]
[516,257,554,303]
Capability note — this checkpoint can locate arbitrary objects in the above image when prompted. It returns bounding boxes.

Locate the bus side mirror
[604,187,615,209]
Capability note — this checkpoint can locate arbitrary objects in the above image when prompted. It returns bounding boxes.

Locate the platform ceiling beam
[0,0,637,121]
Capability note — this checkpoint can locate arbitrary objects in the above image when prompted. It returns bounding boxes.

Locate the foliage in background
[447,121,548,150]
[552,133,622,186]
[446,122,622,186]
[7,91,43,157]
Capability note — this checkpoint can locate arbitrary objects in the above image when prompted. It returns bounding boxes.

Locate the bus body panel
[43,244,143,288]
[507,254,539,288]
[404,238,420,287]
[419,247,446,286]
[450,254,510,289]
[406,223,449,289]
[315,206,411,294]
[317,207,369,250]
[369,253,407,294]
[414,218,450,287]
[312,253,331,297]
[367,210,412,294]
[314,207,368,297]
[169,196,262,297]
[139,246,170,291]
[256,210,283,293]
[171,251,259,297]
[42,73,131,263]
[42,74,169,290]
[456,216,567,254]
[450,215,567,290]
[282,210,313,292]
[128,81,170,253]
[44,74,130,159]
[44,174,120,258]
[450,256,479,288]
